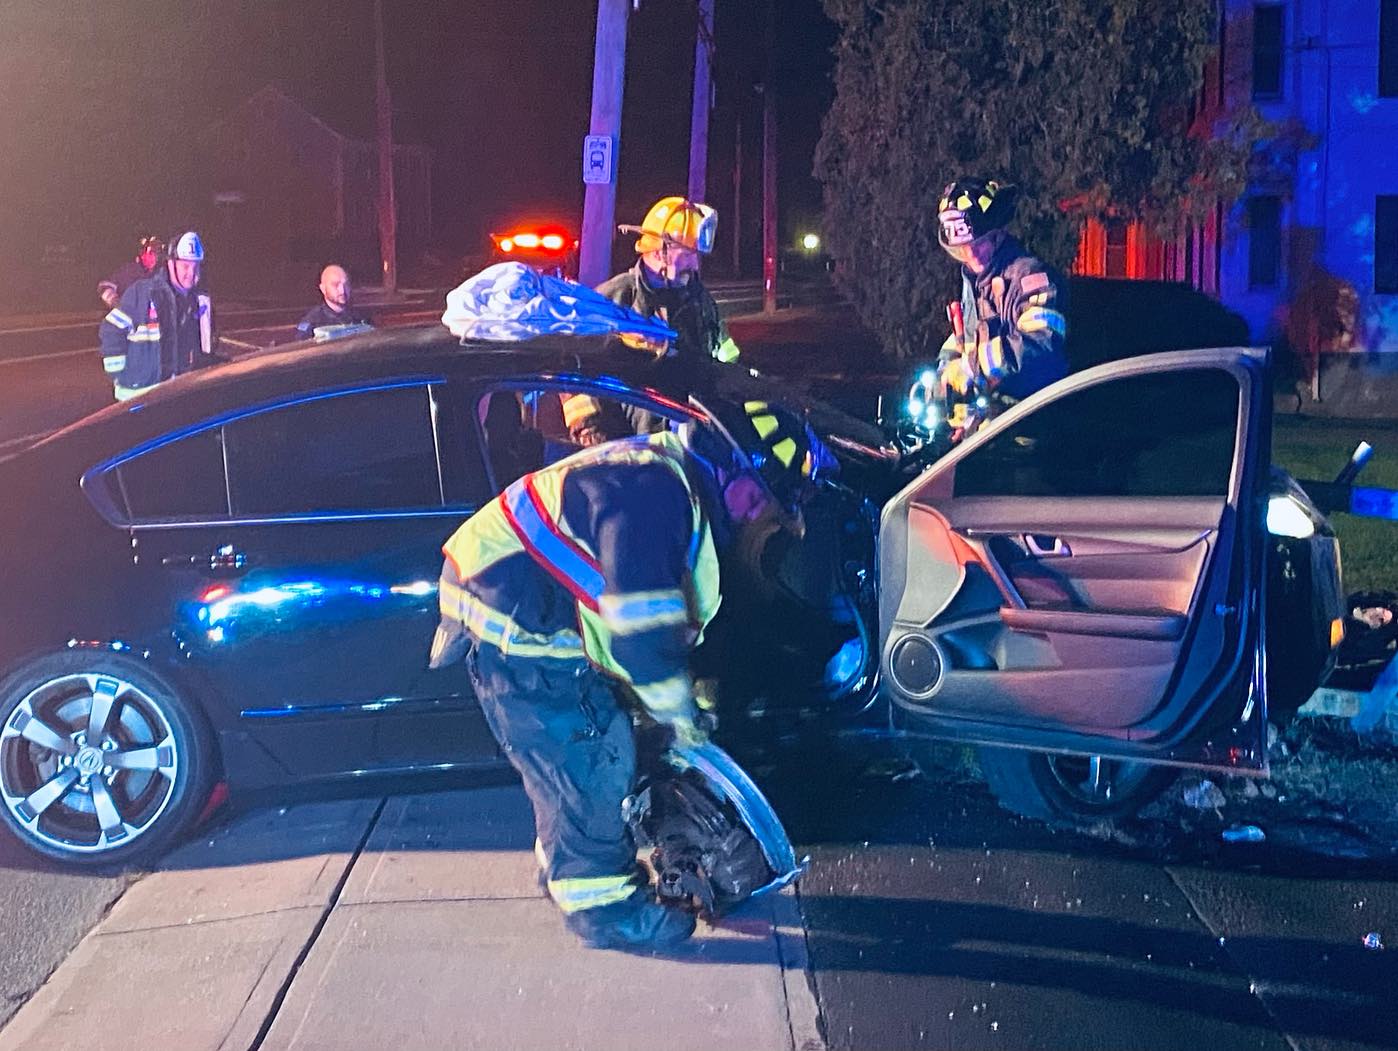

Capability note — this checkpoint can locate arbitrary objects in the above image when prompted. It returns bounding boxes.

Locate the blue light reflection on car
[188,578,438,644]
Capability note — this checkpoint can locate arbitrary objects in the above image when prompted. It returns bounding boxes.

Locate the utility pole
[687,0,715,203]
[579,0,630,288]
[373,0,398,292]
[761,0,778,313]
[761,84,777,313]
[731,111,742,276]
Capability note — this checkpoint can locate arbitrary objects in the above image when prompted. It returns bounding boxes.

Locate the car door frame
[877,347,1273,775]
[86,376,502,781]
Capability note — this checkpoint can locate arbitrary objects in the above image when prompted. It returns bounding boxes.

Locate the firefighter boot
[565,889,696,951]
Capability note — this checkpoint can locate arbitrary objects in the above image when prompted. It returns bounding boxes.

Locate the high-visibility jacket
[431,431,723,723]
[597,262,741,366]
[938,234,1068,401]
[98,271,215,399]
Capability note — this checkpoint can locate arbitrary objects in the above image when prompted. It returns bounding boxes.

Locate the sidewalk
[0,786,823,1051]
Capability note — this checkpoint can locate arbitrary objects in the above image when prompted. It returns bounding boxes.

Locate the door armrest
[1000,606,1186,641]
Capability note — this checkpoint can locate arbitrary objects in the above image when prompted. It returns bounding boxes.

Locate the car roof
[36,323,887,462]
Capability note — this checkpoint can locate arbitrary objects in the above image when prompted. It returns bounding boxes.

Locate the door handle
[1024,534,1071,558]
[161,544,249,572]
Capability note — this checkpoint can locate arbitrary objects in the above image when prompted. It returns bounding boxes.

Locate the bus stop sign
[583,135,614,185]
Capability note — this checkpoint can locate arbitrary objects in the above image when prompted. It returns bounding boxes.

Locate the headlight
[1266,494,1316,539]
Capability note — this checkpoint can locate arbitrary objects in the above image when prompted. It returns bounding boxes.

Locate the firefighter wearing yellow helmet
[597,196,742,368]
[429,401,832,949]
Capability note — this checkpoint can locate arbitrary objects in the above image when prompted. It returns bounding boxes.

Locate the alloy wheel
[1042,753,1157,811]
[1,673,180,855]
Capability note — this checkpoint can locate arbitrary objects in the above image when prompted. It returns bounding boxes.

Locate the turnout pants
[465,641,640,914]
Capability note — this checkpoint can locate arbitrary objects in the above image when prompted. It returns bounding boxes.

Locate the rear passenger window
[224,385,443,515]
[954,369,1240,499]
[117,429,229,521]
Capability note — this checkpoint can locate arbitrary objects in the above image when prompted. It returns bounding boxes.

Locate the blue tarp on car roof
[442,262,676,345]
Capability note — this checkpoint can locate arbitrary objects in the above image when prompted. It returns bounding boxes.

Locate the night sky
[0,0,834,299]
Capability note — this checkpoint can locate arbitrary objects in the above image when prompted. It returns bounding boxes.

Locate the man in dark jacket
[429,401,828,950]
[295,264,375,341]
[935,178,1068,406]
[98,231,216,401]
[97,235,161,309]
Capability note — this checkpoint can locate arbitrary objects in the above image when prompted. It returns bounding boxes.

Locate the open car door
[878,348,1272,776]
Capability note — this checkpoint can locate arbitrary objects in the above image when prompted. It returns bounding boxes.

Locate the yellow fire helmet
[620,196,718,255]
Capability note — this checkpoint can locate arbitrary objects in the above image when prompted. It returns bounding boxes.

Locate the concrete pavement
[0,786,822,1051]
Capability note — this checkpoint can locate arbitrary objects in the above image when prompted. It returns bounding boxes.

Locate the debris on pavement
[1182,779,1227,810]
[1221,824,1267,844]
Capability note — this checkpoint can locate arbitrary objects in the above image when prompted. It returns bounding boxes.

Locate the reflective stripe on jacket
[433,431,722,721]
[98,273,214,395]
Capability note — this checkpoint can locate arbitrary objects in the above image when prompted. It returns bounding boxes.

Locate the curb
[772,886,826,1051]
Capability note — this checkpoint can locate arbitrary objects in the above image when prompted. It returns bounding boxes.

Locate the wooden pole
[761,0,777,313]
[373,0,398,292]
[579,0,630,288]
[762,84,778,313]
[732,110,742,276]
[687,0,715,204]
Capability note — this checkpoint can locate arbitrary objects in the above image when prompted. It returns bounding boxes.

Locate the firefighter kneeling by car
[428,403,830,950]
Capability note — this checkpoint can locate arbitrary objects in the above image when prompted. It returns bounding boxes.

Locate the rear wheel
[0,653,215,867]
[976,746,1177,826]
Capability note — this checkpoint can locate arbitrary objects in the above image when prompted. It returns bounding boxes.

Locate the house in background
[1075,0,1398,367]
[200,85,431,295]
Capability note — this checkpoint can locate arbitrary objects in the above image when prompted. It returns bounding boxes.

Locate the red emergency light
[492,227,577,256]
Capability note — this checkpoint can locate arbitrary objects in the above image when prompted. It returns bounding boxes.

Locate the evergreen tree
[816,0,1254,358]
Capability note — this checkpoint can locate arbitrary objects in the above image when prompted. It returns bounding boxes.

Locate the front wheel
[0,653,215,867]
[976,746,1177,826]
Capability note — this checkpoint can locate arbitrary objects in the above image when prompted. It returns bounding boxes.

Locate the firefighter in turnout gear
[429,402,830,950]
[98,231,217,401]
[97,235,161,309]
[935,178,1068,405]
[598,196,742,370]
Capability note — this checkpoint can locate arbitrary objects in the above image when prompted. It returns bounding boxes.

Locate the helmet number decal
[939,211,974,246]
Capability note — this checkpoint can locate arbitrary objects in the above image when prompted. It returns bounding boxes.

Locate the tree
[815,0,1251,359]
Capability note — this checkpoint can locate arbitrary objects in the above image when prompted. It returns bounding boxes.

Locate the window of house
[1248,195,1283,289]
[953,369,1240,500]
[116,428,230,522]
[1378,196,1398,295]
[1104,219,1129,278]
[1382,0,1398,97]
[223,385,443,516]
[1252,4,1285,99]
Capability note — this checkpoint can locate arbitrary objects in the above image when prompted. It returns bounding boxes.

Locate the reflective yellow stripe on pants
[547,874,637,913]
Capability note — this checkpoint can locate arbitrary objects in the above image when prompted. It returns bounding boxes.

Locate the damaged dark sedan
[0,325,1344,871]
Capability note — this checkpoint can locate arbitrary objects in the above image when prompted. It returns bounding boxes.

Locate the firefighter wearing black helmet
[429,401,831,950]
[935,178,1068,404]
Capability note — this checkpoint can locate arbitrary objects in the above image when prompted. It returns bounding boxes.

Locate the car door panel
[880,350,1270,771]
[114,381,500,781]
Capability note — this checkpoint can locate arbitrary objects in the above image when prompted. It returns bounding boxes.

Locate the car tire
[975,746,1177,826]
[0,652,215,868]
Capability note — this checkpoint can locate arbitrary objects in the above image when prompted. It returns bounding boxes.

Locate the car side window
[224,385,443,515]
[476,386,675,491]
[953,368,1240,499]
[116,428,229,521]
